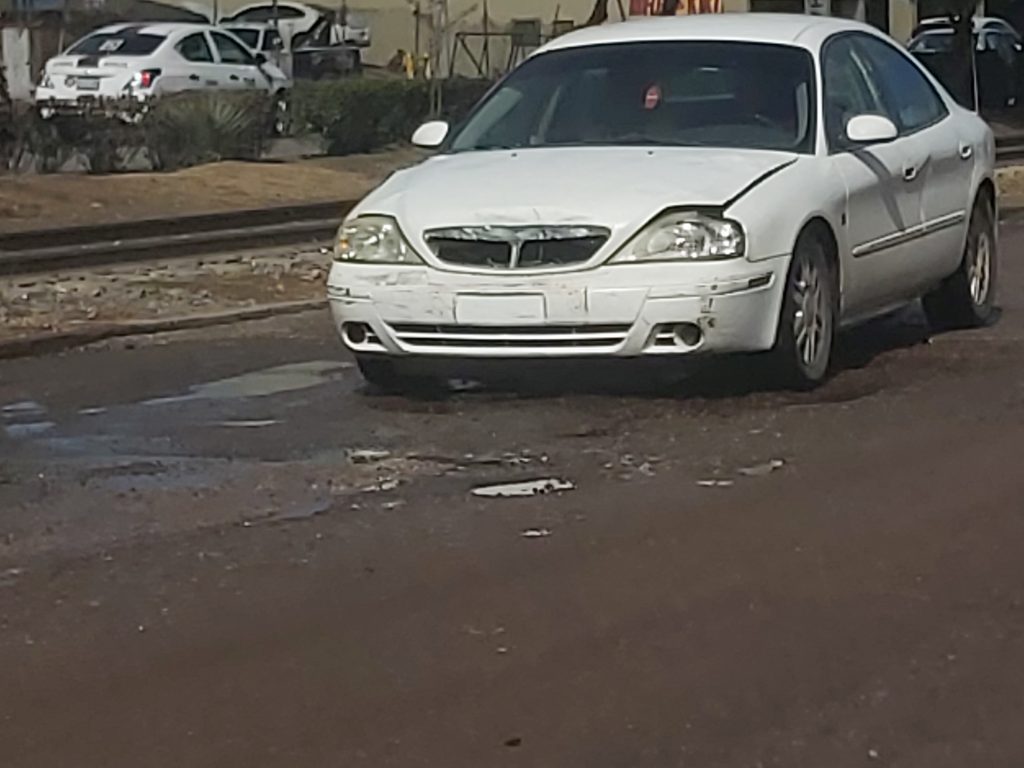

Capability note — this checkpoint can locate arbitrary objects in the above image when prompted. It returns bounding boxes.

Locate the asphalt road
[2,222,1024,767]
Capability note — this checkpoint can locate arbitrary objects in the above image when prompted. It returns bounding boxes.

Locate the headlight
[611,211,745,263]
[39,72,54,89]
[334,216,424,265]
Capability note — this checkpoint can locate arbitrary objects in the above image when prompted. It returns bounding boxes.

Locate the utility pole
[427,0,447,116]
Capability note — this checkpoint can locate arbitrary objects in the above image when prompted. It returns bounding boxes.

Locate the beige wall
[165,0,921,69]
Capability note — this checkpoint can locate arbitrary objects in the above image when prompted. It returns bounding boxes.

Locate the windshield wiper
[605,136,708,147]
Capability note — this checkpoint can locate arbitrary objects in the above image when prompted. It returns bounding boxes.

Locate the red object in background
[644,83,662,109]
[629,0,722,13]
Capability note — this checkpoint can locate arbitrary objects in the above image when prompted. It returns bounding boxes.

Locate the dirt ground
[0,147,424,233]
[0,247,330,342]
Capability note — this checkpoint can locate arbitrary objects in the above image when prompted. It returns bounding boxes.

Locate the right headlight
[334,215,424,265]
[610,211,745,263]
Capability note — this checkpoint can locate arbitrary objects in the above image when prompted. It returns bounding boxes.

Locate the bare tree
[946,0,977,109]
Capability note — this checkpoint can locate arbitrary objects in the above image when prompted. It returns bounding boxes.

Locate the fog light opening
[673,323,703,348]
[343,322,369,346]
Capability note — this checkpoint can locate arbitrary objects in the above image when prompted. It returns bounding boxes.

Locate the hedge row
[3,91,272,173]
[1,77,494,173]
[291,77,493,156]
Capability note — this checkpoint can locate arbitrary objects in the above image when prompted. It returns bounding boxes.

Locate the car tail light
[136,68,161,88]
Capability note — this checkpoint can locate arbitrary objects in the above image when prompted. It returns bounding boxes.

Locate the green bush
[292,77,492,156]
[145,91,272,170]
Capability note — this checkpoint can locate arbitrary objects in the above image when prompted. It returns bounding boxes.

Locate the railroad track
[0,199,355,276]
[4,141,1024,277]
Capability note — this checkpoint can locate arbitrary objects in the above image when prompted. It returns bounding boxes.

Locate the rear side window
[226,28,260,49]
[211,32,254,64]
[176,33,214,63]
[851,34,948,134]
[67,31,165,56]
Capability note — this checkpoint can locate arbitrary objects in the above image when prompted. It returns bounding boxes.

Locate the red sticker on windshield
[644,83,662,110]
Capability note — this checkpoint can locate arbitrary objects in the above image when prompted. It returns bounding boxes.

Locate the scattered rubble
[520,528,552,538]
[348,448,392,464]
[738,459,785,478]
[471,478,575,498]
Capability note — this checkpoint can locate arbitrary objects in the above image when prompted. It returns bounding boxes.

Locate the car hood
[355,146,798,243]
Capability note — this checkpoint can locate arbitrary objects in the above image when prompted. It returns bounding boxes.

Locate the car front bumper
[327,256,790,358]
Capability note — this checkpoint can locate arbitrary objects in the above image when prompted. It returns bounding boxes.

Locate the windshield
[227,28,260,49]
[448,41,816,154]
[67,31,166,56]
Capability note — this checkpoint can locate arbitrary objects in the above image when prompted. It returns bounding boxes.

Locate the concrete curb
[0,299,328,361]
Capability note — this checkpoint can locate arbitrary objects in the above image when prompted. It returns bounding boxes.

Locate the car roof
[89,22,214,36]
[221,21,272,29]
[539,13,880,54]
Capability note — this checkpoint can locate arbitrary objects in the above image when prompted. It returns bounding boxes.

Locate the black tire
[770,228,837,389]
[922,197,998,331]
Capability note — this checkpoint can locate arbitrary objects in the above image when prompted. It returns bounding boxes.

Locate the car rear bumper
[327,257,790,358]
[35,87,148,113]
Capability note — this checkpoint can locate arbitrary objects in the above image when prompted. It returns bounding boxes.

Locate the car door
[852,33,970,288]
[822,34,930,316]
[168,31,221,92]
[210,31,263,90]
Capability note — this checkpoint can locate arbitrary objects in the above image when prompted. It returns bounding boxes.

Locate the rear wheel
[922,197,997,331]
[769,229,837,389]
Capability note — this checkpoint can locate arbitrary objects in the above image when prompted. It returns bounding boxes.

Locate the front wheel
[922,198,998,331]
[769,229,837,389]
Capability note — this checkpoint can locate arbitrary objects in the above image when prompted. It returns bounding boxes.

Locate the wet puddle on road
[143,360,352,405]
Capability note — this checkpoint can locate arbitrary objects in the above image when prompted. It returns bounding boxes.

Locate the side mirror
[412,120,449,149]
[254,52,267,66]
[846,114,898,145]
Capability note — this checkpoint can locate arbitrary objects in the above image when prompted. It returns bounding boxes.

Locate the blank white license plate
[455,294,545,324]
[77,78,100,91]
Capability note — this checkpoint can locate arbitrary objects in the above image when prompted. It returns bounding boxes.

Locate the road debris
[697,479,735,488]
[471,478,575,498]
[520,527,552,539]
[738,459,785,477]
[348,448,392,464]
[218,419,279,428]
[0,567,25,587]
[243,500,332,526]
[362,478,400,493]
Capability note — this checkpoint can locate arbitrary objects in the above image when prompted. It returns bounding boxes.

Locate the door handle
[188,74,200,81]
[229,74,240,81]
[959,142,974,160]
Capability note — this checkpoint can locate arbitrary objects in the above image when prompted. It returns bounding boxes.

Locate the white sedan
[328,14,997,390]
[36,23,291,115]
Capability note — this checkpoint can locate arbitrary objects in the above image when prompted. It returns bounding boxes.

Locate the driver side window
[822,36,882,152]
[851,34,948,134]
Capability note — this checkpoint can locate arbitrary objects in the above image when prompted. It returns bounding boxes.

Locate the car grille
[388,323,631,350]
[425,226,609,270]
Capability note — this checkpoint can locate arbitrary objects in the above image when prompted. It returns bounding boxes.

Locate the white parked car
[36,23,291,116]
[329,14,997,390]
[223,2,371,48]
[221,22,285,55]
[914,15,1022,45]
